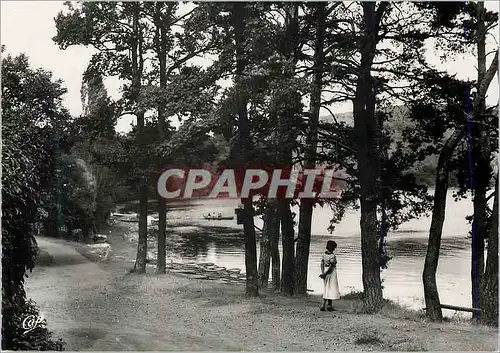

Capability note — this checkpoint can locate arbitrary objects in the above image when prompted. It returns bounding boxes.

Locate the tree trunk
[232,3,259,297]
[480,175,498,326]
[271,203,281,292]
[135,182,148,273]
[131,2,147,274]
[155,2,168,275]
[472,1,494,316]
[352,2,386,313]
[157,203,167,274]
[358,201,383,312]
[423,129,464,321]
[472,181,487,314]
[258,203,274,289]
[295,2,326,296]
[243,199,259,296]
[295,201,312,295]
[280,200,295,295]
[276,3,300,296]
[82,225,90,243]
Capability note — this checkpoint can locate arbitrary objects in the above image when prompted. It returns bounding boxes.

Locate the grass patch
[442,311,473,324]
[341,291,474,325]
[379,299,426,322]
[355,332,382,345]
[341,290,364,300]
[389,340,427,351]
[340,290,427,321]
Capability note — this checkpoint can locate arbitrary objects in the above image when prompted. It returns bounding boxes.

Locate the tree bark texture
[480,175,498,326]
[472,2,499,315]
[423,129,464,321]
[352,2,386,313]
[258,202,277,289]
[232,3,259,297]
[280,200,295,296]
[154,2,168,275]
[271,203,281,291]
[135,182,148,274]
[295,2,326,296]
[131,3,148,274]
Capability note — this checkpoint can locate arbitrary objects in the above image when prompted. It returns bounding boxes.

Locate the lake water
[119,190,479,314]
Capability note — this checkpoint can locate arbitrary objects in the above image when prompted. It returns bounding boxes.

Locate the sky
[1,1,499,134]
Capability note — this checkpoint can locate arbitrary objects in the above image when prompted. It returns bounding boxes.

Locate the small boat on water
[112,212,159,225]
[203,214,234,221]
[111,212,139,222]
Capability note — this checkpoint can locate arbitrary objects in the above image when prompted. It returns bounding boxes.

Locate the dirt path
[25,236,498,351]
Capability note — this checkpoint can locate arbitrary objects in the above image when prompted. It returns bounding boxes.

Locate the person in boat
[319,240,340,311]
[218,212,222,218]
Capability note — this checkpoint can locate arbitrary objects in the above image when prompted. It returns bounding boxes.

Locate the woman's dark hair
[326,240,337,251]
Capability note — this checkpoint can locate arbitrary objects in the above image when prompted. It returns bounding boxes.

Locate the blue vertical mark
[377,81,385,264]
[462,1,479,320]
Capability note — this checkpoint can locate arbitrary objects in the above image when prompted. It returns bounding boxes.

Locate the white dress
[321,252,340,300]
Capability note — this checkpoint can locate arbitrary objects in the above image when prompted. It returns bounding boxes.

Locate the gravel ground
[24,235,498,351]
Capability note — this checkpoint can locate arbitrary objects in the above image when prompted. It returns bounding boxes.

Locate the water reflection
[387,239,428,257]
[120,201,197,215]
[119,192,476,313]
[172,229,244,259]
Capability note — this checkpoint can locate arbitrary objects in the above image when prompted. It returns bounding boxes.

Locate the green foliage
[2,50,66,350]
[77,70,116,139]
[54,1,226,194]
[54,2,139,80]
[42,151,97,236]
[315,2,491,272]
[2,299,65,351]
[70,70,135,228]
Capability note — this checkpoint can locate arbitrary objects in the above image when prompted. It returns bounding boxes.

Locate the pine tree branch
[478,50,498,99]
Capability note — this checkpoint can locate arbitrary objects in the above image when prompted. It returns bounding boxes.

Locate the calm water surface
[122,190,477,313]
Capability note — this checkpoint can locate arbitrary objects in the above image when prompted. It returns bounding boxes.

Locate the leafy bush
[2,50,67,350]
[2,298,65,351]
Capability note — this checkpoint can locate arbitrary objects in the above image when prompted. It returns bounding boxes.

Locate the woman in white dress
[319,240,340,311]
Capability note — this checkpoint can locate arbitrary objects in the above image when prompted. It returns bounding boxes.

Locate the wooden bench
[424,304,482,313]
